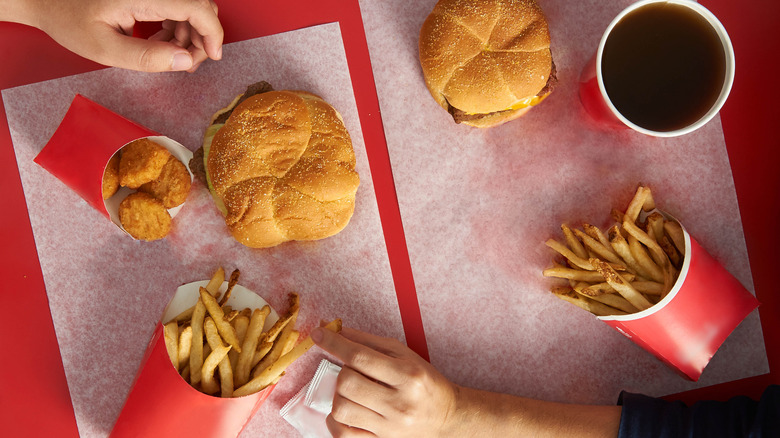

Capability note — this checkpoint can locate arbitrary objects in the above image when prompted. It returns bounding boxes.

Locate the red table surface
[0,0,777,436]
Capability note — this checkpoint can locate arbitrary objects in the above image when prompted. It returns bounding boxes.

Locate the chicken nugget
[119,138,171,189]
[119,192,172,241]
[139,156,192,208]
[102,153,121,200]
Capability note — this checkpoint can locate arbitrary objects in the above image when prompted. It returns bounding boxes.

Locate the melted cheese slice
[465,94,549,115]
[508,94,547,110]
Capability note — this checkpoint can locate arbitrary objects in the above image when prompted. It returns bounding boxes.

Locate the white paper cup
[578,0,735,136]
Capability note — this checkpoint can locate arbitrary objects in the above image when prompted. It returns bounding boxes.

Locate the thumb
[100,30,194,72]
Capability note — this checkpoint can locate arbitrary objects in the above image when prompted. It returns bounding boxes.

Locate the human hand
[312,326,459,438]
[25,0,223,72]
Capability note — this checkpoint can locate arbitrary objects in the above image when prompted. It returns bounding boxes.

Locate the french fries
[543,185,685,316]
[163,266,340,397]
[234,319,342,397]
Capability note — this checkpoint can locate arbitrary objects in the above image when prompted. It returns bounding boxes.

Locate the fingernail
[216,47,223,60]
[171,53,193,71]
[311,328,323,343]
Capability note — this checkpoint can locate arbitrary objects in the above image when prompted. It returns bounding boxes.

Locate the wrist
[439,384,464,437]
[439,385,486,438]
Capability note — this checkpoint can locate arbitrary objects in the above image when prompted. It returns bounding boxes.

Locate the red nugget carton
[110,281,279,438]
[598,220,759,381]
[34,94,193,236]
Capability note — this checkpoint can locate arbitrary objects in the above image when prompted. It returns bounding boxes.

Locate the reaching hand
[312,326,459,438]
[16,0,224,72]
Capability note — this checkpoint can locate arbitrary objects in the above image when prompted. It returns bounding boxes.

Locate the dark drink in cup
[579,0,734,137]
[602,3,726,132]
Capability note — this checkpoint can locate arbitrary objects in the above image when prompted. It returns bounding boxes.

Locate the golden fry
[543,266,605,282]
[561,224,588,259]
[199,287,241,352]
[180,364,190,381]
[632,281,665,296]
[579,282,612,297]
[236,306,271,387]
[224,309,239,322]
[545,239,593,270]
[582,281,664,297]
[201,344,231,395]
[261,293,300,345]
[163,321,179,371]
[251,342,274,370]
[664,220,686,255]
[189,299,206,385]
[205,318,234,397]
[229,315,250,371]
[282,331,300,355]
[624,186,649,224]
[646,212,665,242]
[177,326,192,367]
[576,289,639,314]
[627,235,664,282]
[642,186,656,211]
[218,269,241,307]
[205,267,225,296]
[551,287,625,316]
[659,234,682,268]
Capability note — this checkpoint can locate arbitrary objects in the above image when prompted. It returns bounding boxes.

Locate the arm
[453,387,621,438]
[0,0,223,72]
[0,0,37,26]
[312,326,621,438]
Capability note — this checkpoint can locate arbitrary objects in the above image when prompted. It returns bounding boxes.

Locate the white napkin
[280,359,342,437]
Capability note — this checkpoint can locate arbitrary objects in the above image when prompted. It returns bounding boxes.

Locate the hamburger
[192,82,360,248]
[419,0,556,128]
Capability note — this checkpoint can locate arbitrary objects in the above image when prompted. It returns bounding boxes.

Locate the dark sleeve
[617,385,780,438]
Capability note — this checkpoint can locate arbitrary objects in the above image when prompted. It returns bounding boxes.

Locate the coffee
[600,3,727,132]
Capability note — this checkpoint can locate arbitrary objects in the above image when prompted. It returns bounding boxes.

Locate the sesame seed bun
[203,86,360,248]
[419,0,555,127]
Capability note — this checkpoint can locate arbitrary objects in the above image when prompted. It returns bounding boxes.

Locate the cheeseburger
[419,0,556,127]
[193,82,360,248]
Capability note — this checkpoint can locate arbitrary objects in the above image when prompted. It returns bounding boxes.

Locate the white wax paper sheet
[359,0,767,403]
[3,23,402,437]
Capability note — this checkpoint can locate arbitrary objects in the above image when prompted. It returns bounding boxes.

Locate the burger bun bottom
[459,106,533,128]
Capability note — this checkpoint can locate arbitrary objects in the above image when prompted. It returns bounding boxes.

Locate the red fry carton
[34,94,193,233]
[110,281,279,437]
[598,220,759,381]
